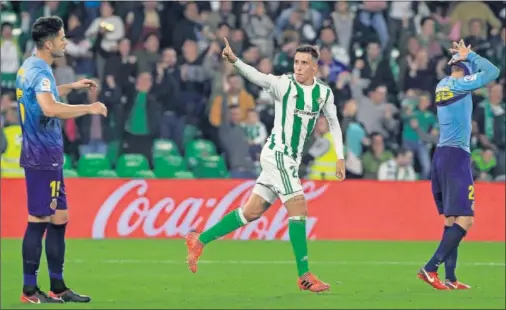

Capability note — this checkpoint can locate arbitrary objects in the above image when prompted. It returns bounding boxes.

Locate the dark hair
[394,147,410,157]
[31,16,64,49]
[295,45,320,61]
[1,22,13,32]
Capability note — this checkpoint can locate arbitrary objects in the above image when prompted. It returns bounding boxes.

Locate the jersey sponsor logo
[50,198,58,210]
[463,74,477,82]
[41,78,51,91]
[294,108,318,118]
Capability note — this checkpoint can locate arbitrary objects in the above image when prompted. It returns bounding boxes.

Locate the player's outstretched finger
[223,37,230,47]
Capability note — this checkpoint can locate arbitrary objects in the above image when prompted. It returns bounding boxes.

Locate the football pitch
[1,239,505,309]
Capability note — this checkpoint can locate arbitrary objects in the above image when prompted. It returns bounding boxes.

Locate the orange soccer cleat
[445,280,471,290]
[185,232,204,273]
[297,272,331,293]
[417,268,450,290]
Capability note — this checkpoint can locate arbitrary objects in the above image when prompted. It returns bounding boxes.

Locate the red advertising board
[1,179,504,241]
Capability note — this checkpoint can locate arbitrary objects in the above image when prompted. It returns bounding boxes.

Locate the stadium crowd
[1,1,505,181]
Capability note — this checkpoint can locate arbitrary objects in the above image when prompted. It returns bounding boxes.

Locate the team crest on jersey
[463,74,477,82]
[41,78,51,91]
[50,198,57,210]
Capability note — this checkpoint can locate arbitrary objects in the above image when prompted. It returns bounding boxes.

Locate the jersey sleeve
[267,74,290,101]
[321,90,345,159]
[451,52,500,92]
[31,68,54,94]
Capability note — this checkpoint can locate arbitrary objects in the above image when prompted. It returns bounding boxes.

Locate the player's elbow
[491,66,500,80]
[41,106,58,118]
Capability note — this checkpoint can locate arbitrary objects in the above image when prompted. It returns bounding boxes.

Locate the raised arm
[453,52,500,92]
[232,59,279,90]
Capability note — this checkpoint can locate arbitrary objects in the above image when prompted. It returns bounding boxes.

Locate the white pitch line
[46,259,506,267]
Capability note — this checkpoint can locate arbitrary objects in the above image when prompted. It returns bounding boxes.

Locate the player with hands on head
[417,39,499,290]
[186,37,346,293]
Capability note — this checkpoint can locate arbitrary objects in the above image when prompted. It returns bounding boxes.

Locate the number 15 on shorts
[50,181,61,198]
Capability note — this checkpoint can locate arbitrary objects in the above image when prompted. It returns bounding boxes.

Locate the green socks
[198,209,248,245]
[288,216,309,276]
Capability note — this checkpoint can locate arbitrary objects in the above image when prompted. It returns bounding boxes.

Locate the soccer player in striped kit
[186,38,346,293]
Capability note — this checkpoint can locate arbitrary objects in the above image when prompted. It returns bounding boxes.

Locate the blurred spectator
[273,35,299,75]
[403,48,438,93]
[475,83,505,178]
[121,72,163,166]
[53,56,76,102]
[352,83,399,150]
[126,1,161,51]
[329,2,355,54]
[353,41,397,97]
[210,73,255,127]
[448,2,501,39]
[85,1,125,81]
[378,147,416,181]
[318,26,350,66]
[180,40,213,96]
[341,99,367,178]
[72,79,108,156]
[1,22,21,93]
[155,49,185,154]
[241,109,267,166]
[307,116,340,181]
[241,1,275,57]
[207,1,235,33]
[357,1,389,49]
[472,148,497,182]
[464,19,490,57]
[275,1,322,44]
[362,132,394,180]
[401,93,436,180]
[65,13,94,76]
[172,2,202,54]
[0,102,23,177]
[133,33,160,74]
[218,98,256,179]
[318,45,348,85]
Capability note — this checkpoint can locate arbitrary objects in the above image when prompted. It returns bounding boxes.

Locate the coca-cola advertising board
[1,179,504,241]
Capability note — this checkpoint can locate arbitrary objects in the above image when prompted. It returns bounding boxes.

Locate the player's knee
[51,210,69,225]
[284,194,307,217]
[444,216,456,226]
[455,216,474,231]
[28,215,51,223]
[241,208,263,222]
[242,194,271,222]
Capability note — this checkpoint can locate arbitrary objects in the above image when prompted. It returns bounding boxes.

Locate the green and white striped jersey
[265,74,335,162]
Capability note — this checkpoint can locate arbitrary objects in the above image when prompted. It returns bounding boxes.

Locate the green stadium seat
[63,169,78,178]
[116,154,150,178]
[77,153,110,177]
[132,169,156,179]
[182,124,199,148]
[154,155,186,178]
[96,169,118,178]
[107,140,120,167]
[63,154,73,169]
[153,139,180,159]
[185,139,217,169]
[173,170,195,179]
[193,155,229,178]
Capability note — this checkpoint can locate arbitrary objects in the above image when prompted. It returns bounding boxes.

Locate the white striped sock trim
[237,208,249,225]
[288,216,306,221]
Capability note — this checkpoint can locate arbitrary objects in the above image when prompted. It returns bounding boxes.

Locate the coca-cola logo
[92,180,329,240]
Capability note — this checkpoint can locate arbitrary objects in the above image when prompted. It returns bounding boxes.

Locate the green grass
[1,239,505,309]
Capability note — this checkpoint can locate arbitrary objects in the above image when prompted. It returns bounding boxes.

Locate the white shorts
[252,146,303,204]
